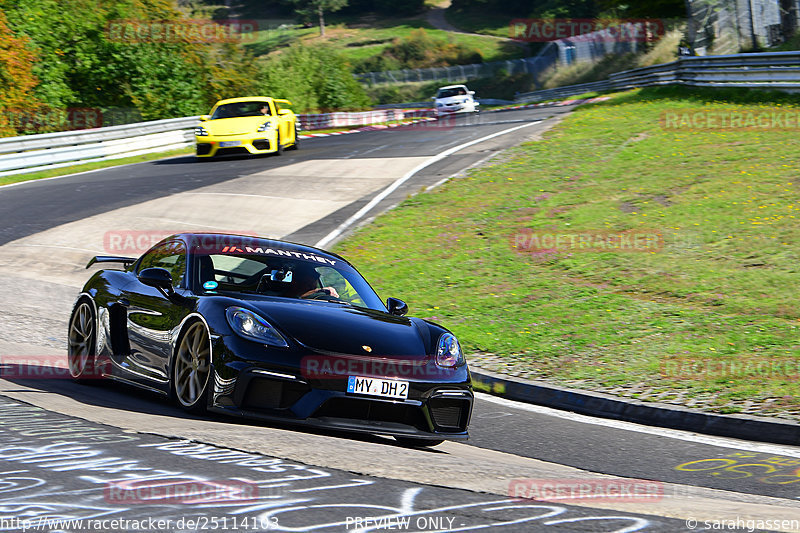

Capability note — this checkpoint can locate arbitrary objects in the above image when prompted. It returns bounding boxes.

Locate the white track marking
[184,192,329,202]
[476,392,800,457]
[314,121,541,248]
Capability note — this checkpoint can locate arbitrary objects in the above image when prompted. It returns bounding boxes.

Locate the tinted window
[137,241,187,288]
[197,253,383,311]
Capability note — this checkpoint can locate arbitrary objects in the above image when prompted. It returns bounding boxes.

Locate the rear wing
[86,256,137,269]
[273,99,292,108]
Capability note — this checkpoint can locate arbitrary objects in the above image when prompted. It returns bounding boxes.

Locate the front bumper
[209,343,473,440]
[195,131,278,157]
[436,103,476,116]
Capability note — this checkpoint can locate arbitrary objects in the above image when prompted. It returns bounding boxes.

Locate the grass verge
[334,85,800,419]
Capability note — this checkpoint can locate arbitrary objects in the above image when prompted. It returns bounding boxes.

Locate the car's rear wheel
[68,299,97,383]
[173,320,211,413]
[394,437,444,448]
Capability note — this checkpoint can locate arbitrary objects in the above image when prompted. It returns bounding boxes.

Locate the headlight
[195,126,208,136]
[435,333,464,368]
[257,121,275,132]
[436,102,443,107]
[225,307,288,348]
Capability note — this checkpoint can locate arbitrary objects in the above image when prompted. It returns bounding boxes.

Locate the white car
[433,85,479,116]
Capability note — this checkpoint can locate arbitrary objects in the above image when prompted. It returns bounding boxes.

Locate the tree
[596,0,686,18]
[0,10,41,136]
[292,0,348,37]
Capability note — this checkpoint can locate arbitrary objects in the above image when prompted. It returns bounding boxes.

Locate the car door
[119,240,192,387]
[273,101,292,144]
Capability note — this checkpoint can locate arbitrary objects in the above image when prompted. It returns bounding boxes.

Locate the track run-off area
[0,106,798,532]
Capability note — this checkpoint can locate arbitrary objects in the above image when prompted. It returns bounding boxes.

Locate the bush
[355,29,483,73]
[259,44,371,112]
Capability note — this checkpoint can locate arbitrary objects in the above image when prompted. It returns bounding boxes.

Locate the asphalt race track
[0,106,799,532]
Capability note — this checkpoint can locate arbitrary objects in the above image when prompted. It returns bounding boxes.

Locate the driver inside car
[287,266,339,299]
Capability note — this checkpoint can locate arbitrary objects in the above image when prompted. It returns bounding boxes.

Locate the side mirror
[277,109,291,115]
[387,297,408,316]
[138,267,173,292]
[468,91,475,95]
[200,115,210,121]
[431,96,436,100]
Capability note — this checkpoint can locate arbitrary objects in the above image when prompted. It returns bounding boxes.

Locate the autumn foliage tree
[0,10,40,136]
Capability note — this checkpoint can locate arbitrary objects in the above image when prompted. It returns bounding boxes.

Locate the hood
[205,116,272,136]
[245,298,428,358]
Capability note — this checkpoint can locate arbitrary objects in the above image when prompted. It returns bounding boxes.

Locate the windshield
[210,101,272,119]
[437,87,467,98]
[195,252,385,311]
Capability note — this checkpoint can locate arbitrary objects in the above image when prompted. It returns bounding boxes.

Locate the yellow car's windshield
[211,101,272,119]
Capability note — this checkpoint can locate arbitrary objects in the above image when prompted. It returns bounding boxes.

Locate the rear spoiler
[273,99,292,107]
[86,256,137,269]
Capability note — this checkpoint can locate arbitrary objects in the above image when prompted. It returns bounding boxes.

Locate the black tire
[287,124,299,150]
[67,298,98,383]
[394,437,445,448]
[275,132,284,156]
[172,320,211,413]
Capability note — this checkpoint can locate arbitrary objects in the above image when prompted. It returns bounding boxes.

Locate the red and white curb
[298,117,437,139]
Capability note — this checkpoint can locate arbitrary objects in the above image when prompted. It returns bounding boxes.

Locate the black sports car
[68,233,473,446]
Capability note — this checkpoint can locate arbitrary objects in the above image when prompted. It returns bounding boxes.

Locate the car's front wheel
[67,299,97,383]
[275,132,284,156]
[172,320,211,413]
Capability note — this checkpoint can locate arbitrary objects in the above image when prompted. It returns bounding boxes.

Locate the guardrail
[0,117,199,178]
[514,51,800,102]
[296,109,434,130]
[0,109,434,178]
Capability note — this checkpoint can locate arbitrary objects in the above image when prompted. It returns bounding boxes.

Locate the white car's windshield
[437,88,467,98]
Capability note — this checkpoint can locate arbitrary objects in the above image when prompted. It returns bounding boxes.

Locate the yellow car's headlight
[195,126,209,136]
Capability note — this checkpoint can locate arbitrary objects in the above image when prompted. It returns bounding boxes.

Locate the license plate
[347,376,408,400]
[219,141,241,147]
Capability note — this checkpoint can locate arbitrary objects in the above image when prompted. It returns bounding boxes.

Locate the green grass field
[245,17,525,65]
[444,8,514,38]
[334,86,800,419]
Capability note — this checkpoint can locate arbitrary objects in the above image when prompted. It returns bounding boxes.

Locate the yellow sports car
[194,97,299,158]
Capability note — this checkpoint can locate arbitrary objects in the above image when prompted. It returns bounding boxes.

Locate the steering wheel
[302,289,334,300]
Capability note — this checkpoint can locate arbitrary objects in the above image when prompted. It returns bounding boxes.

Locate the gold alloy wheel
[68,301,94,379]
[173,321,211,408]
